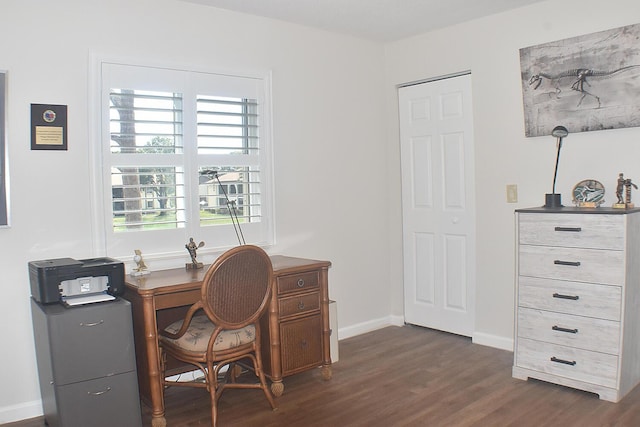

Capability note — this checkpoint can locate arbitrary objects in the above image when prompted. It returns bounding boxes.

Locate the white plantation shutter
[96,61,274,258]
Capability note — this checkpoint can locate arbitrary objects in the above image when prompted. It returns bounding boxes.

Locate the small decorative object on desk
[572,179,605,207]
[185,237,205,269]
[613,173,638,208]
[131,249,151,276]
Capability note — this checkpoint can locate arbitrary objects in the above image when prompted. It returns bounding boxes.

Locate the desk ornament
[613,173,638,208]
[131,249,151,276]
[572,179,605,207]
[185,237,205,270]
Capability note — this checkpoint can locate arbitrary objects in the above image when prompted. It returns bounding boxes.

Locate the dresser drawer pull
[297,279,305,288]
[554,260,581,267]
[298,301,305,310]
[550,356,576,366]
[553,293,579,300]
[552,325,578,334]
[554,226,582,232]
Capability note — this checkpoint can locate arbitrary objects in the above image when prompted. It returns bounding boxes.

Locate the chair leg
[208,365,220,427]
[211,397,218,427]
[159,348,166,388]
[224,362,242,383]
[252,354,277,410]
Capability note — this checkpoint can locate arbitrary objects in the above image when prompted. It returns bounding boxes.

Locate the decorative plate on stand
[572,179,605,207]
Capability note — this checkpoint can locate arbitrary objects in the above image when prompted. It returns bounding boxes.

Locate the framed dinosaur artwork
[520,23,640,137]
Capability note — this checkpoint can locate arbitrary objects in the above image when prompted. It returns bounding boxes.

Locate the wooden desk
[123,255,332,427]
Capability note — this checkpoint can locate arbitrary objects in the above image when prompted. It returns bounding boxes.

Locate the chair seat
[163,314,256,353]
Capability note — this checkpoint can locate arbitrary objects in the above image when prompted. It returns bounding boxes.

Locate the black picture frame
[0,71,7,227]
[31,103,68,150]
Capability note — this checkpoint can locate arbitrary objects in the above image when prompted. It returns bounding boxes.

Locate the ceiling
[179,0,547,42]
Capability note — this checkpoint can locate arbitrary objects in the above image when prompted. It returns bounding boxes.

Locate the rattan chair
[159,245,277,426]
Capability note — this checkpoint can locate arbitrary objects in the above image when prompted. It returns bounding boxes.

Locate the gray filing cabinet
[31,298,142,427]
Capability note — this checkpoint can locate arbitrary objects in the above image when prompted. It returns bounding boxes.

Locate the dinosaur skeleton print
[520,23,640,137]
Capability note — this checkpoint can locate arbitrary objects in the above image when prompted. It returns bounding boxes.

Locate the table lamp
[544,125,569,208]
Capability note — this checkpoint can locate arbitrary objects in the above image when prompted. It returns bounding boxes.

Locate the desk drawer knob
[298,301,305,310]
[297,279,305,288]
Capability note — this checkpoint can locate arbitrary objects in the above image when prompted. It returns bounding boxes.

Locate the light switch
[507,184,518,203]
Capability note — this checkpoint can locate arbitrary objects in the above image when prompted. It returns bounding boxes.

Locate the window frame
[89,55,275,266]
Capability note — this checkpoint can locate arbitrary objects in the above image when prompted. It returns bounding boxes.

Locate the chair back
[200,245,273,329]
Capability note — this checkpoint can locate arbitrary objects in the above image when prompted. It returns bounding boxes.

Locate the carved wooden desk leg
[320,267,332,382]
[267,285,284,397]
[270,380,285,397]
[143,296,166,427]
[322,364,332,380]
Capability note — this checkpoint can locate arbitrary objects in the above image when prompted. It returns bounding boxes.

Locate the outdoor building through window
[94,61,274,258]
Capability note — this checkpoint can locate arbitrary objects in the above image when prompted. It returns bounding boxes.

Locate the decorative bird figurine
[131,249,150,276]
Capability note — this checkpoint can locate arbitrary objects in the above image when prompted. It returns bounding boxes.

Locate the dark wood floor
[7,325,640,426]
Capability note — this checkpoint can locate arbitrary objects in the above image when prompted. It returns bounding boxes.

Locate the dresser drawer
[515,338,618,388]
[279,292,320,318]
[519,245,624,286]
[518,213,624,250]
[517,307,620,354]
[277,271,319,295]
[518,276,621,321]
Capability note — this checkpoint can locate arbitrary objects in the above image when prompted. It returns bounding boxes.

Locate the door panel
[399,74,476,337]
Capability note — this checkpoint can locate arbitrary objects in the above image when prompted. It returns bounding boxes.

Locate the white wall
[384,0,640,348]
[0,0,389,422]
[3,0,640,422]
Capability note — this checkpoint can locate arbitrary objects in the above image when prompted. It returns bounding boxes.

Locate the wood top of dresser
[516,206,640,214]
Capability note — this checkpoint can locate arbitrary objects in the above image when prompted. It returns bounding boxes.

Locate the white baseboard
[0,400,42,424]
[472,331,514,351]
[337,314,404,340]
[338,316,514,354]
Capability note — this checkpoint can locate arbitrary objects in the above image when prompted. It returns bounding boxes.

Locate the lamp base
[544,193,563,208]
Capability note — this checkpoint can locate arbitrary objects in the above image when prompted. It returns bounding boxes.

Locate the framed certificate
[31,103,67,150]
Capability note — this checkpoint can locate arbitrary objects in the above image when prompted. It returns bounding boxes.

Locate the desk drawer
[516,338,618,388]
[518,276,621,321]
[280,315,323,376]
[517,307,620,354]
[277,271,319,295]
[519,245,624,286]
[155,289,200,310]
[518,213,624,249]
[279,292,320,318]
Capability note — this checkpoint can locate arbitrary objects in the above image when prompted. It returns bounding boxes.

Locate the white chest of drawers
[513,207,640,402]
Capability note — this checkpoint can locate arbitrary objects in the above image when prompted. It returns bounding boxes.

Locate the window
[93,61,274,258]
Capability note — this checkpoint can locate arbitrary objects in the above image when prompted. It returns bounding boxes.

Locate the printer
[29,257,125,306]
